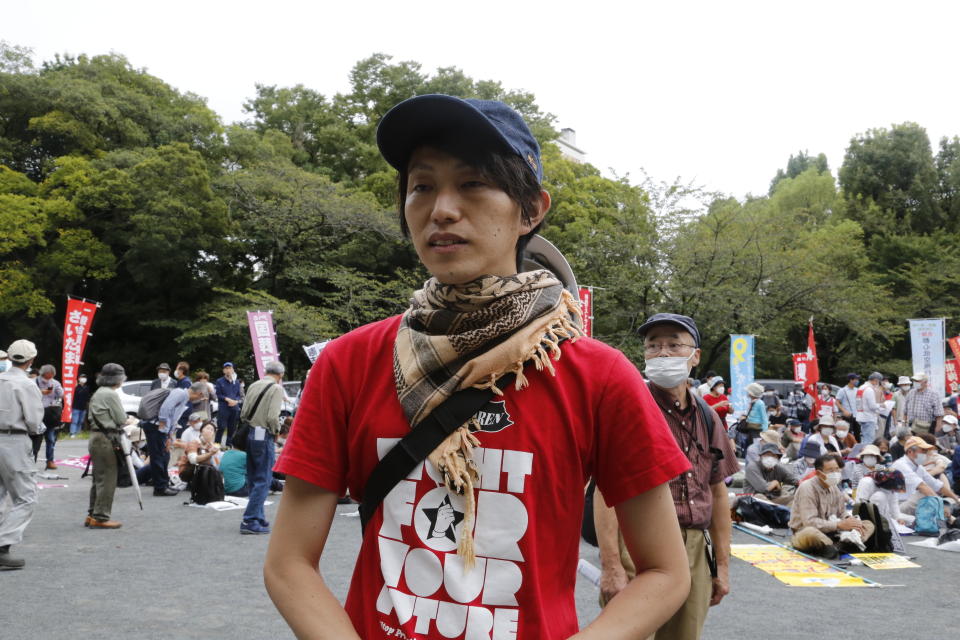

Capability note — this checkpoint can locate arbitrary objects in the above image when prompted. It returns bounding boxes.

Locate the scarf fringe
[439,290,583,570]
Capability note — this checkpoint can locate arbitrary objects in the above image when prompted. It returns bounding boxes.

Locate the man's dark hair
[814,452,844,471]
[396,136,543,268]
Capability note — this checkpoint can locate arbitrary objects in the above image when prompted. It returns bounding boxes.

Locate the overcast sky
[8,1,959,198]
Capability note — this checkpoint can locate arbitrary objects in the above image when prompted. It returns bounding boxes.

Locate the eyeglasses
[643,342,697,356]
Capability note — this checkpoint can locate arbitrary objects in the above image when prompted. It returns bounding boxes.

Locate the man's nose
[430,187,462,225]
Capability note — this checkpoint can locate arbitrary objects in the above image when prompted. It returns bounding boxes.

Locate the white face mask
[804,457,816,466]
[944,424,956,433]
[644,353,694,389]
[862,455,878,468]
[0,360,8,373]
[790,425,802,433]
[761,456,778,469]
[158,373,169,382]
[823,471,842,487]
[716,386,725,395]
[915,453,928,465]
[190,422,202,431]
[821,427,834,437]
[836,429,848,439]
[78,377,87,385]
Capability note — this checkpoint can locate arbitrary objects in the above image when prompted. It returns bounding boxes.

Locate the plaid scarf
[394,270,582,567]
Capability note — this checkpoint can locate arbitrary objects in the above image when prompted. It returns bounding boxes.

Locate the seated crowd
[724,372,960,559]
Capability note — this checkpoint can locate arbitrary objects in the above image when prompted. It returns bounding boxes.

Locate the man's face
[223,366,233,377]
[188,390,203,403]
[158,369,169,378]
[817,458,840,481]
[42,371,53,380]
[899,385,910,393]
[643,326,700,365]
[848,378,858,387]
[189,420,202,431]
[403,147,546,284]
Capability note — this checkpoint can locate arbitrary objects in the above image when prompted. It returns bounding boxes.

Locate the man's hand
[158,420,166,430]
[226,398,238,407]
[837,517,866,534]
[766,480,781,492]
[709,567,730,606]
[599,564,628,605]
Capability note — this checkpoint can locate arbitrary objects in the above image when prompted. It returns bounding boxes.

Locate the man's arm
[265,476,361,640]
[708,481,731,606]
[743,462,770,494]
[574,484,690,640]
[593,485,628,604]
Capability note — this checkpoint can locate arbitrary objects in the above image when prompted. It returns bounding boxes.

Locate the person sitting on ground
[177,423,222,486]
[874,437,891,463]
[791,440,821,480]
[175,412,208,448]
[807,416,841,455]
[889,426,912,460]
[834,419,856,455]
[763,386,784,425]
[702,376,731,424]
[788,453,875,558]
[937,414,960,453]
[850,444,884,490]
[744,442,798,505]
[780,418,804,460]
[745,428,782,466]
[891,436,960,517]
[855,469,912,527]
[918,432,950,478]
[219,446,284,497]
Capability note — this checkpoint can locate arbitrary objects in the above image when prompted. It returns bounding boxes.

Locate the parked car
[281,381,302,416]
[752,379,841,399]
[116,379,218,418]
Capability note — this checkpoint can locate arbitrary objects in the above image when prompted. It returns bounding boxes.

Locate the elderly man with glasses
[595,313,739,640]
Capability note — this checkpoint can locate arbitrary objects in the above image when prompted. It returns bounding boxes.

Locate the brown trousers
[603,528,712,640]
[791,521,875,553]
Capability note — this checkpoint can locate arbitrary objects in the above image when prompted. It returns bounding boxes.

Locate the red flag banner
[792,353,812,388]
[60,297,100,422]
[803,320,820,397]
[578,286,594,338]
[946,359,960,394]
[949,336,960,361]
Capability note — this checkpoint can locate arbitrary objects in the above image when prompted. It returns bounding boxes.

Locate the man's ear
[520,189,550,234]
[690,348,701,369]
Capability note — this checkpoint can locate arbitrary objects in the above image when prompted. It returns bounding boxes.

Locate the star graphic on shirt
[422,495,464,543]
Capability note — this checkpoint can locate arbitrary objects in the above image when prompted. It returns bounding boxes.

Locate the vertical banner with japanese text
[60,297,100,422]
[946,359,960,394]
[908,318,946,400]
[247,310,279,380]
[730,335,755,415]
[578,286,593,338]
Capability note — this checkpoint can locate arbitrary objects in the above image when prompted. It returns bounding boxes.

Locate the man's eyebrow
[645,333,682,340]
[408,162,433,171]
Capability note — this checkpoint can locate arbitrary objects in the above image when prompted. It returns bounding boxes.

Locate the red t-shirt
[276,315,689,640]
[702,392,730,422]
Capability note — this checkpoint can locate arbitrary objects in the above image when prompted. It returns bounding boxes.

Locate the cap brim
[377,94,515,172]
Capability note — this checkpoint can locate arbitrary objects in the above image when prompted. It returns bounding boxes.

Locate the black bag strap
[359,374,514,532]
[242,382,275,423]
[646,382,724,462]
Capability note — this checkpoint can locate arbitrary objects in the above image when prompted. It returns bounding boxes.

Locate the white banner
[908,318,946,400]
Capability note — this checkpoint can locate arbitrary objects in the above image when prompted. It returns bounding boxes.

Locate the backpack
[735,495,791,528]
[137,388,171,421]
[190,464,225,505]
[856,501,892,552]
[914,495,947,536]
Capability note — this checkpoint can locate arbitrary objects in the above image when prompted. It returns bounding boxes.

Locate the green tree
[769,150,830,195]
[838,122,942,235]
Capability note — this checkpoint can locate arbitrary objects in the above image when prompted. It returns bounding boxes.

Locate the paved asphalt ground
[2,437,959,638]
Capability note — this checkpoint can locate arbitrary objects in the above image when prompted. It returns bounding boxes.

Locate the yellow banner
[849,553,920,570]
[731,544,871,587]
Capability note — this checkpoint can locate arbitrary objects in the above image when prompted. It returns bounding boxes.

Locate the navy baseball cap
[376,94,543,183]
[637,313,701,348]
[847,372,860,380]
[222,362,234,368]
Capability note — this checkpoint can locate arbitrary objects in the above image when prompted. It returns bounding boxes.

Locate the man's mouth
[428,233,467,248]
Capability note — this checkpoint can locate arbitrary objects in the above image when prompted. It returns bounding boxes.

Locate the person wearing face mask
[850,444,884,489]
[937,413,960,444]
[789,453,875,558]
[813,383,838,424]
[702,376,731,424]
[807,416,842,455]
[790,440,823,481]
[744,442,798,505]
[893,376,912,428]
[780,418,805,459]
[903,372,943,434]
[856,372,883,447]
[783,383,812,428]
[741,382,768,445]
[0,350,9,373]
[175,412,208,448]
[69,374,91,438]
[834,419,856,456]
[891,436,960,516]
[150,363,177,391]
[595,313,740,638]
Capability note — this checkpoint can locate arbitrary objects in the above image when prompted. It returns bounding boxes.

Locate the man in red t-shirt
[264,95,693,640]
